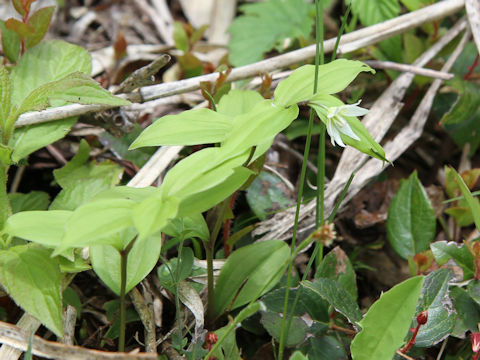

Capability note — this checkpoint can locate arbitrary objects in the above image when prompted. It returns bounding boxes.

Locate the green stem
[118,236,137,352]
[331,2,352,62]
[278,2,323,359]
[206,199,230,327]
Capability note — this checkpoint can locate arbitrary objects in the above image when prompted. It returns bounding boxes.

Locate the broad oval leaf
[213,240,290,316]
[387,171,436,259]
[90,231,162,295]
[274,60,374,106]
[350,276,424,360]
[4,210,72,247]
[130,109,233,148]
[0,244,63,336]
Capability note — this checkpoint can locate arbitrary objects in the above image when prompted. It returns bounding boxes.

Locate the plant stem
[206,199,230,327]
[118,236,137,352]
[277,2,323,359]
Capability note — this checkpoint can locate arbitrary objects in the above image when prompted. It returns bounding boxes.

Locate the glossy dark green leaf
[0,244,63,336]
[414,269,456,347]
[246,171,293,220]
[261,310,308,347]
[350,276,424,360]
[213,240,290,316]
[430,241,474,280]
[302,278,362,326]
[387,171,436,259]
[301,336,348,360]
[467,280,480,306]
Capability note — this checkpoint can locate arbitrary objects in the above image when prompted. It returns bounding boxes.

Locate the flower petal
[337,118,360,141]
[326,119,345,147]
[341,103,369,117]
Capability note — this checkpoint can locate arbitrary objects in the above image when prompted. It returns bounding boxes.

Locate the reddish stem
[464,54,480,81]
[400,324,421,354]
[222,192,238,257]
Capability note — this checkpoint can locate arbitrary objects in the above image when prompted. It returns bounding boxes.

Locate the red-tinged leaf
[5,18,34,38]
[0,20,21,63]
[12,0,26,17]
[22,0,37,15]
[25,6,54,49]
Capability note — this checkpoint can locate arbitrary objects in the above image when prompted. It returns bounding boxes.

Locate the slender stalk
[118,236,137,352]
[174,231,185,345]
[206,199,230,327]
[331,2,352,62]
[277,2,323,359]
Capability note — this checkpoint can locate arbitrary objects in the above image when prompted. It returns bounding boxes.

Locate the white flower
[324,100,369,147]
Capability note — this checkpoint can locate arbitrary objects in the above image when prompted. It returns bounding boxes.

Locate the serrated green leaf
[274,60,374,106]
[386,171,436,259]
[10,40,91,106]
[90,231,162,295]
[228,0,316,66]
[130,108,232,148]
[0,66,12,130]
[309,94,387,162]
[414,269,455,347]
[8,191,50,213]
[0,21,20,63]
[0,244,63,336]
[10,118,76,162]
[350,276,424,360]
[450,286,480,338]
[352,0,400,27]
[302,278,362,325]
[430,241,474,280]
[4,210,71,247]
[213,240,290,316]
[24,6,54,49]
[316,246,358,300]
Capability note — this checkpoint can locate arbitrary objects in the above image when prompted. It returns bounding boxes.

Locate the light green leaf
[57,198,135,253]
[0,244,63,336]
[414,269,455,347]
[228,0,316,66]
[173,21,189,53]
[10,118,76,162]
[50,179,115,211]
[309,94,387,162]
[386,171,436,259]
[90,231,162,295]
[302,278,362,325]
[133,196,179,240]
[213,240,290,316]
[163,213,210,242]
[217,89,265,117]
[10,40,91,106]
[8,191,50,213]
[289,351,308,360]
[130,108,232,148]
[52,139,91,187]
[350,276,424,360]
[0,66,12,130]
[4,210,71,247]
[274,60,374,106]
[352,0,400,27]
[222,100,298,158]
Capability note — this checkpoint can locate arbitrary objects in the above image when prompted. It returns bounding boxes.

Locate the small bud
[206,332,218,345]
[416,310,428,325]
[471,332,480,353]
